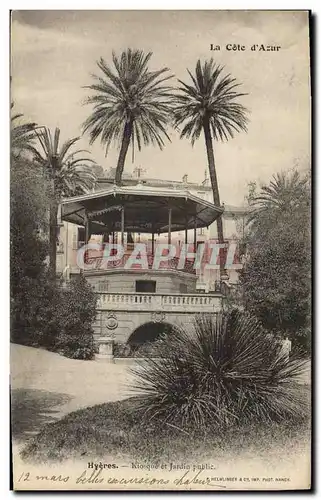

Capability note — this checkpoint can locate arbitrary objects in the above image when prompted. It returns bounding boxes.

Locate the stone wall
[93,310,196,344]
[93,301,222,345]
[82,269,197,294]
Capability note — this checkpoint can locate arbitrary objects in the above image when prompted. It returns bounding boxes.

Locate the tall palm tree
[83,49,173,185]
[29,127,97,277]
[173,60,249,277]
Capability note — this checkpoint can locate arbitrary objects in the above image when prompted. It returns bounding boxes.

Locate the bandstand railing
[84,250,196,275]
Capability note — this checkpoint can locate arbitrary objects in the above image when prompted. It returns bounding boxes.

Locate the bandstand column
[83,211,91,268]
[151,225,155,255]
[185,217,188,244]
[84,211,90,244]
[168,207,172,245]
[194,217,197,252]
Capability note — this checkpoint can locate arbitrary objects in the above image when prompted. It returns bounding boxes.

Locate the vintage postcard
[10,10,311,491]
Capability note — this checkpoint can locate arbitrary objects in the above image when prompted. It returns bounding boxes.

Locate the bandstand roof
[60,184,223,234]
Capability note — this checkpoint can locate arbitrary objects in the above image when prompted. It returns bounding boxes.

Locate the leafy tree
[29,127,96,277]
[83,48,173,185]
[11,159,97,356]
[10,115,49,343]
[173,60,249,275]
[11,180,48,344]
[11,111,97,356]
[240,171,311,352]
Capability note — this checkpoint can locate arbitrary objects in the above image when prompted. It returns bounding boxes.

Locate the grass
[21,385,310,465]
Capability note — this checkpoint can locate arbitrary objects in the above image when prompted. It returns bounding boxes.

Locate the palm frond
[82,48,174,157]
[249,170,309,224]
[31,127,97,200]
[11,106,37,158]
[172,59,249,145]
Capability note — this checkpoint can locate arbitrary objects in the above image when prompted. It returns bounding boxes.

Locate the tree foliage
[11,157,49,344]
[10,109,49,343]
[29,127,97,276]
[240,170,311,352]
[39,275,97,360]
[173,60,248,145]
[11,104,37,160]
[11,110,97,359]
[30,127,97,198]
[83,48,173,184]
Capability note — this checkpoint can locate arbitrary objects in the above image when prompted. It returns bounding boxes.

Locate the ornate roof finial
[133,165,146,179]
[202,170,209,186]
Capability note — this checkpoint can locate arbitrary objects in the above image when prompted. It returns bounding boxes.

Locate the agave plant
[131,311,308,431]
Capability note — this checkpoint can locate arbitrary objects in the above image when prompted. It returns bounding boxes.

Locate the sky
[11,10,311,205]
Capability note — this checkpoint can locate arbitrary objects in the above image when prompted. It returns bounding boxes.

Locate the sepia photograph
[10,9,311,491]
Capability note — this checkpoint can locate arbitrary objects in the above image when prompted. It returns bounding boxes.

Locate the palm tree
[251,170,309,213]
[30,127,97,277]
[83,48,173,185]
[247,170,310,235]
[173,60,249,277]
[11,104,37,159]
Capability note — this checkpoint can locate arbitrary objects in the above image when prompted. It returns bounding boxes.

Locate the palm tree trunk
[49,158,58,279]
[115,119,133,186]
[49,200,58,279]
[203,118,226,278]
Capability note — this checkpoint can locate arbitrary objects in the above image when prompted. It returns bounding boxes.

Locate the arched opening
[127,321,178,356]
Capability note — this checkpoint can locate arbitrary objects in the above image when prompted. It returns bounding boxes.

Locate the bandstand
[61,183,225,360]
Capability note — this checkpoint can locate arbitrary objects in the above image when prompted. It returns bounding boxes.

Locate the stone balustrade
[96,292,221,312]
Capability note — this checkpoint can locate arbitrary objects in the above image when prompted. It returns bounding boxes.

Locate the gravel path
[11,344,135,416]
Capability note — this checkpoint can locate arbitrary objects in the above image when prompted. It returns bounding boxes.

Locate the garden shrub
[51,275,97,360]
[114,336,167,358]
[13,273,97,360]
[113,343,132,357]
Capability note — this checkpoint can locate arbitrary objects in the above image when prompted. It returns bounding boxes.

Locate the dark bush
[49,275,97,360]
[113,343,132,357]
[13,273,97,360]
[10,156,49,346]
[290,325,311,357]
[132,342,160,358]
[131,310,309,432]
[114,336,167,358]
